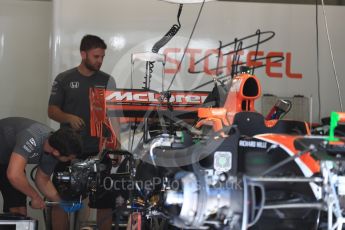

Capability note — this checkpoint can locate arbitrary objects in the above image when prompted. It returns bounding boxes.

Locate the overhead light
[159,0,216,4]
[109,35,126,50]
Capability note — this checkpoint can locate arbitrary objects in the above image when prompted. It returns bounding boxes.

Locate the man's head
[80,34,107,72]
[48,127,83,162]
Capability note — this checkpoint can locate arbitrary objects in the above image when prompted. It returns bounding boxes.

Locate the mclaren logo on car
[106,90,208,104]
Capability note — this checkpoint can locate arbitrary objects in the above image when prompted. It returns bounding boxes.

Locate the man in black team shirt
[0,117,82,216]
[48,34,120,230]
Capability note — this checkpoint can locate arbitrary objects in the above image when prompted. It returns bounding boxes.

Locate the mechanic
[0,117,82,216]
[48,34,120,230]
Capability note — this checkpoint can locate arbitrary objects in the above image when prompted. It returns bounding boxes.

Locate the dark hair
[48,127,83,157]
[80,34,107,52]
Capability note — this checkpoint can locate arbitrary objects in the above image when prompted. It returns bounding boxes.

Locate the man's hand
[30,195,46,209]
[66,114,85,130]
[48,105,85,130]
[7,153,46,210]
[35,168,61,203]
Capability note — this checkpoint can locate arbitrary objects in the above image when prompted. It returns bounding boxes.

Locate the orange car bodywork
[255,133,320,174]
[196,73,262,132]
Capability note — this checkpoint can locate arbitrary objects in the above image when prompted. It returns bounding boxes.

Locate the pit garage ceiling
[219,0,345,5]
[19,0,345,4]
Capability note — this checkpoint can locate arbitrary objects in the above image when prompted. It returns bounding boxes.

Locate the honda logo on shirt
[70,81,80,89]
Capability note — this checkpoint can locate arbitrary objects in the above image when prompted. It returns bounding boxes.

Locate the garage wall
[0,0,52,228]
[0,0,52,124]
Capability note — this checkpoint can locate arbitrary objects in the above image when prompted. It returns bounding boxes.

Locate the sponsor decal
[23,138,37,153]
[29,152,39,158]
[239,140,267,149]
[50,81,59,95]
[164,48,302,79]
[106,90,208,105]
[70,81,80,89]
[214,151,232,172]
[29,138,36,147]
[23,145,32,153]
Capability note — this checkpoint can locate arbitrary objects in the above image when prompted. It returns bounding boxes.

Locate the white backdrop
[51,0,345,122]
[0,0,52,225]
[0,0,51,123]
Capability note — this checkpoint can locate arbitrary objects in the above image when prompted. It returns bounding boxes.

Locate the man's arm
[7,153,46,209]
[48,105,85,130]
[35,167,61,202]
[48,75,85,130]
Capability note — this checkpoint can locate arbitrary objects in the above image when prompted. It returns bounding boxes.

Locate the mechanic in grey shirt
[48,66,116,154]
[0,117,82,216]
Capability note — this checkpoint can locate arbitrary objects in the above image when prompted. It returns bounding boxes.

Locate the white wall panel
[0,0,52,123]
[0,0,52,228]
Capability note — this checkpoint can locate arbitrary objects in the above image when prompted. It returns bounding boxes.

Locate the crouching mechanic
[0,117,82,216]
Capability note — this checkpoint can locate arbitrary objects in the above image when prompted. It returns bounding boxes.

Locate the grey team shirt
[0,117,57,175]
[48,67,116,154]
